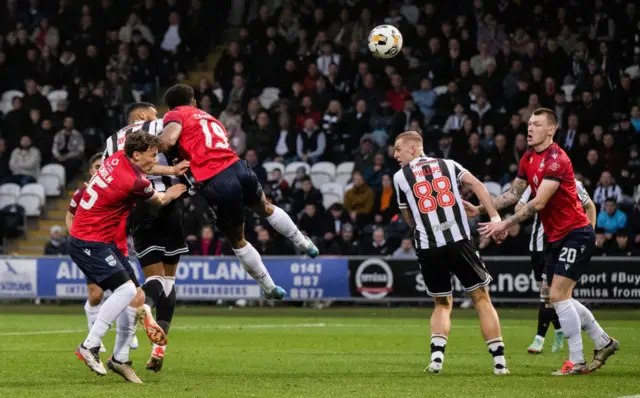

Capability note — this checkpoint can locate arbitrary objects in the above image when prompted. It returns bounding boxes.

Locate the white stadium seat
[41,163,66,187]
[284,161,310,185]
[259,87,280,109]
[213,87,224,103]
[0,183,21,198]
[20,183,46,206]
[501,183,511,193]
[335,161,354,187]
[18,195,41,216]
[0,89,24,114]
[46,89,68,111]
[561,84,575,102]
[310,161,336,187]
[624,65,639,79]
[320,183,344,208]
[263,161,285,175]
[434,85,448,96]
[38,175,62,196]
[484,181,502,197]
[0,195,17,209]
[322,192,342,209]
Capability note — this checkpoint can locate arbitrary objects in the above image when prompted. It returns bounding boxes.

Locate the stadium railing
[1,256,639,305]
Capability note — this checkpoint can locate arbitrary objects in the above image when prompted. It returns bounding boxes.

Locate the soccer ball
[368,25,403,59]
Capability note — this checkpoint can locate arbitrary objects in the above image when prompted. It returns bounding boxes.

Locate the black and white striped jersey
[394,156,471,249]
[102,120,180,192]
[518,179,591,252]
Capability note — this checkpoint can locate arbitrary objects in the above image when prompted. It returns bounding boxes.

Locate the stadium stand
[0,0,639,258]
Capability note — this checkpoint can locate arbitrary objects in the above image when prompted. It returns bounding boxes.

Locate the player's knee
[129,286,146,307]
[469,286,491,307]
[433,296,452,311]
[87,285,104,306]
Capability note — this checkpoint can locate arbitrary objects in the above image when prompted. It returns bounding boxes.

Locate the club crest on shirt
[550,162,560,172]
[539,158,545,170]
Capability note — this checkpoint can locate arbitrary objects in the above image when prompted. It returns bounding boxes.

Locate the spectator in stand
[296,118,326,164]
[224,120,246,157]
[119,12,155,45]
[22,79,51,116]
[243,149,266,186]
[597,198,627,234]
[130,44,156,100]
[52,116,84,182]
[593,170,624,206]
[44,225,68,255]
[189,225,220,256]
[363,153,391,191]
[298,203,325,242]
[263,168,290,207]
[607,230,637,257]
[0,140,10,180]
[255,228,291,255]
[292,175,323,215]
[373,174,398,224]
[344,171,374,227]
[386,73,411,112]
[246,111,275,161]
[358,227,390,256]
[412,78,437,122]
[443,103,468,134]
[392,237,417,259]
[8,136,40,186]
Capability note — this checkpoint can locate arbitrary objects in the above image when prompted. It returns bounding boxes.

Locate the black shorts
[530,250,545,283]
[417,239,492,297]
[544,225,595,283]
[131,198,188,267]
[200,160,263,231]
[68,236,140,291]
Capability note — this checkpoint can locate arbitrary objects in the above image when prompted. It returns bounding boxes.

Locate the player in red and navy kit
[467,108,618,375]
[159,84,319,300]
[66,153,139,354]
[70,132,186,381]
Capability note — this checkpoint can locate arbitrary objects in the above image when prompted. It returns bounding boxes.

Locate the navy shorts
[200,160,263,231]
[68,236,140,291]
[544,225,595,283]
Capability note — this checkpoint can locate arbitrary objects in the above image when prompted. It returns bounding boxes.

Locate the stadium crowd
[0,0,639,258]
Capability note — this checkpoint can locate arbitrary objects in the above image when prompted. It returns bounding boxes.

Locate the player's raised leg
[254,192,319,258]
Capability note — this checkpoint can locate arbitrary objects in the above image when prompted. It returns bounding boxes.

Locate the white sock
[266,206,308,249]
[163,276,175,296]
[113,306,137,362]
[430,334,447,364]
[84,300,101,331]
[553,300,584,364]
[83,282,137,349]
[232,243,276,292]
[535,335,545,341]
[571,299,611,350]
[486,337,507,370]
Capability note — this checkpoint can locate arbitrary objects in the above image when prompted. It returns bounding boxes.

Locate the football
[368,25,403,59]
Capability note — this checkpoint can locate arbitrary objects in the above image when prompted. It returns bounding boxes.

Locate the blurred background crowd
[0,0,639,258]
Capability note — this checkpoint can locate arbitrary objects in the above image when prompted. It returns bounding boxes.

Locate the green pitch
[0,306,638,398]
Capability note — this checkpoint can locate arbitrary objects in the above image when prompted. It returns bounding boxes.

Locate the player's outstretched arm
[159,123,182,150]
[147,184,187,206]
[479,179,560,238]
[460,173,502,221]
[476,177,529,216]
[148,160,190,176]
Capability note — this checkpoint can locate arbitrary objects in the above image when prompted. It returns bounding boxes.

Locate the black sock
[551,308,561,330]
[536,303,554,338]
[156,287,176,336]
[141,279,164,308]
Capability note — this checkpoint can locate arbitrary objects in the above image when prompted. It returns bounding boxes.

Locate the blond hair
[395,130,423,145]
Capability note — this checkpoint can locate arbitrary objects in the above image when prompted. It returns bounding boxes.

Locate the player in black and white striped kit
[392,131,510,375]
[519,179,596,354]
[103,102,191,373]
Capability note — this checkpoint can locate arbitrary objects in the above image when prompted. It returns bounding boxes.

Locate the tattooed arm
[502,179,560,228]
[477,177,529,215]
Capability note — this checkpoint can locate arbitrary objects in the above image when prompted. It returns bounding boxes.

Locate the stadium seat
[322,192,342,209]
[46,89,68,111]
[20,183,46,206]
[0,89,24,113]
[38,175,62,196]
[284,161,310,185]
[131,89,144,102]
[0,194,17,209]
[624,65,640,79]
[18,195,41,217]
[40,163,66,187]
[344,182,354,192]
[320,182,344,204]
[501,182,511,193]
[484,181,502,197]
[561,84,575,102]
[335,161,354,186]
[310,161,337,187]
[259,87,280,109]
[263,161,285,175]
[0,183,21,199]
[434,85,448,95]
[213,87,224,103]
